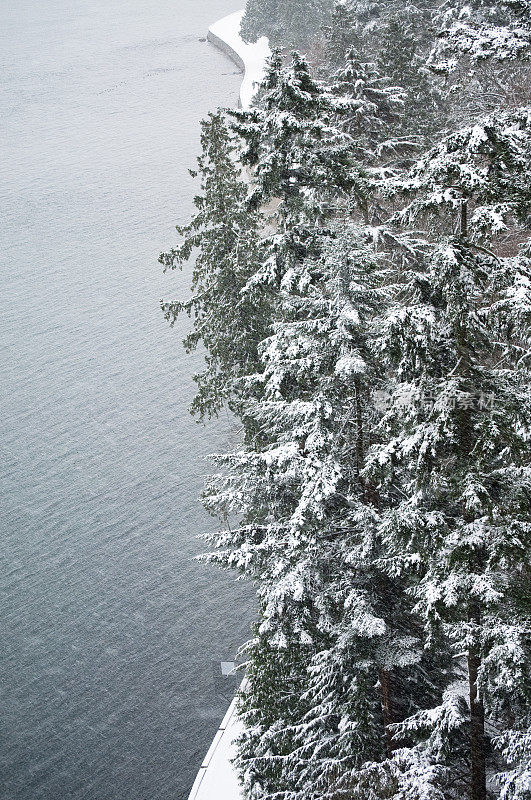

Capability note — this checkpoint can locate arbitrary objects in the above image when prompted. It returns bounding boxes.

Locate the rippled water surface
[0,2,252,798]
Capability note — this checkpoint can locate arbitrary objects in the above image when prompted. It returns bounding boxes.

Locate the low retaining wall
[207,27,245,74]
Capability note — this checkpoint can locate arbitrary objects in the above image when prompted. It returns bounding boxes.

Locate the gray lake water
[0,2,253,798]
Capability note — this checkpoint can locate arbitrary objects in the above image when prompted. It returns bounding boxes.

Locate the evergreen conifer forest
[161,2,531,798]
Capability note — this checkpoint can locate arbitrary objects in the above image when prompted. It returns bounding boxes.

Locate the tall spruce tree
[329,50,408,165]
[202,225,389,799]
[159,112,270,419]
[322,0,360,69]
[342,0,438,62]
[229,51,367,285]
[321,1,445,138]
[203,224,457,800]
[377,17,443,137]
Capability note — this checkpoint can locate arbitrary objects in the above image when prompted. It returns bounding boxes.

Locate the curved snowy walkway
[207,10,270,109]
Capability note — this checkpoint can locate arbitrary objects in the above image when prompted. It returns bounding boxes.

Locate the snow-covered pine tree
[202,224,455,800]
[429,0,531,73]
[496,727,531,800]
[229,50,367,286]
[239,0,277,45]
[341,0,438,63]
[232,50,366,208]
[322,0,360,69]
[377,16,444,138]
[320,1,445,143]
[202,225,389,799]
[393,107,531,236]
[328,49,409,167]
[366,108,531,800]
[240,0,335,49]
[159,111,270,419]
[427,0,531,124]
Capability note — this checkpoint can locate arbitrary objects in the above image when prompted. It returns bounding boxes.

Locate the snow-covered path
[187,694,243,800]
[207,10,270,109]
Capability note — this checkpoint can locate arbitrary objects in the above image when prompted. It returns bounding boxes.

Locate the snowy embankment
[187,693,244,800]
[207,10,270,109]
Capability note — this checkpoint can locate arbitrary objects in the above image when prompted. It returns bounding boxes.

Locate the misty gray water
[0,1,253,798]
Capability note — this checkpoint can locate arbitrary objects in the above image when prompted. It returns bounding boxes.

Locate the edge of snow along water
[207,10,270,109]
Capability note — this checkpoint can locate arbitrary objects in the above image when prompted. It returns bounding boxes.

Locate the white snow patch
[340,309,361,326]
[335,355,366,377]
[208,10,270,109]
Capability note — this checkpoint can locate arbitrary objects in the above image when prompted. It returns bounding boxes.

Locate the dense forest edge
[160,2,531,799]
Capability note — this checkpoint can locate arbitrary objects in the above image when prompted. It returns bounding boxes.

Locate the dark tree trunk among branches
[468,616,487,800]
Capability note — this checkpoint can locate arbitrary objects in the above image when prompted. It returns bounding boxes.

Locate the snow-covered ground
[187,694,243,800]
[207,10,270,109]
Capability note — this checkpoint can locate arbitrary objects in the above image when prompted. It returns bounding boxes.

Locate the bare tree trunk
[468,605,487,800]
[354,377,364,481]
[353,381,394,758]
[460,198,468,239]
[379,668,395,758]
[456,205,487,800]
